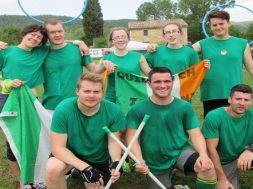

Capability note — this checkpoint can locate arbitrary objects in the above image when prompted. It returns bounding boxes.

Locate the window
[143,29,148,36]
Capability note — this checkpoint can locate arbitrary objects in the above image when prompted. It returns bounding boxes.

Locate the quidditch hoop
[17,0,89,24]
[202,3,253,45]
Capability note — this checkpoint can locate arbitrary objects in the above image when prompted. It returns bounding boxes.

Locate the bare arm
[192,41,201,53]
[85,62,97,72]
[93,59,116,74]
[51,132,89,171]
[244,44,253,77]
[139,55,151,76]
[65,40,89,56]
[0,41,8,50]
[188,128,214,171]
[108,132,122,162]
[126,128,149,174]
[206,138,235,189]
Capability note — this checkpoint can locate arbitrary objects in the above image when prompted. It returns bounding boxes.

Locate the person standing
[97,27,151,103]
[192,10,253,117]
[0,24,48,189]
[42,19,97,111]
[145,23,209,74]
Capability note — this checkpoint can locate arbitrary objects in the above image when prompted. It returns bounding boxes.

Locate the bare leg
[46,157,72,189]
[8,160,20,179]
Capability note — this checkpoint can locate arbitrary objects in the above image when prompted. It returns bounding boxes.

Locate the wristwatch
[245,144,253,152]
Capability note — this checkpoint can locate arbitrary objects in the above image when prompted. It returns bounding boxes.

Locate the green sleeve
[202,114,220,139]
[82,54,93,66]
[183,103,200,130]
[144,52,155,68]
[109,105,126,132]
[190,49,200,66]
[0,50,4,70]
[126,108,142,129]
[50,108,68,134]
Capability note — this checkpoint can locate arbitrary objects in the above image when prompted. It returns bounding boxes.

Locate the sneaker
[33,183,47,189]
[20,183,33,189]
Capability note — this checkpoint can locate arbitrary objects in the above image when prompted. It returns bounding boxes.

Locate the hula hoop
[202,3,253,45]
[17,0,88,24]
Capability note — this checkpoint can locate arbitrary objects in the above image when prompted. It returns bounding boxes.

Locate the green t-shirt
[51,97,126,163]
[199,36,247,101]
[126,97,200,174]
[0,46,49,88]
[102,51,142,103]
[202,107,253,165]
[145,45,200,74]
[42,43,92,110]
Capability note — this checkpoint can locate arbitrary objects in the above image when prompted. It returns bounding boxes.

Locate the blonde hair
[77,72,103,89]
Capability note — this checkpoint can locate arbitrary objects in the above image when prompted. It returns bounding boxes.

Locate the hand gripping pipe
[103,115,167,189]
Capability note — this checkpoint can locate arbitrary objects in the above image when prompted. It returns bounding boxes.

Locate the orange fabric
[178,60,206,101]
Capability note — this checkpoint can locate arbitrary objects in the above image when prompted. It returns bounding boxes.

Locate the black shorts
[203,99,229,117]
[0,94,9,112]
[49,153,111,185]
[6,141,17,161]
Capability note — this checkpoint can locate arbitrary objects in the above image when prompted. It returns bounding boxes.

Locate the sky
[0,0,253,22]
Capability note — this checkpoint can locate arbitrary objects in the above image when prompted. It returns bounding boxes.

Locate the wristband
[245,144,253,152]
[111,161,123,174]
[2,79,13,93]
[80,166,100,183]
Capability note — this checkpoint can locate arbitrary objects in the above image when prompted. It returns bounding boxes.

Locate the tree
[245,23,253,42]
[136,0,177,21]
[177,0,235,42]
[82,0,104,46]
[0,27,21,45]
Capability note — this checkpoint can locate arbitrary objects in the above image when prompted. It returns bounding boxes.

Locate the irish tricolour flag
[0,86,51,184]
[114,60,207,115]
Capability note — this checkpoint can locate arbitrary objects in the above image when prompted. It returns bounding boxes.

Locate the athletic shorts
[147,148,198,189]
[203,99,229,117]
[222,160,253,189]
[49,153,111,185]
[0,94,9,112]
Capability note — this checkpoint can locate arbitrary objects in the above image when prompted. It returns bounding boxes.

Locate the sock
[196,177,217,189]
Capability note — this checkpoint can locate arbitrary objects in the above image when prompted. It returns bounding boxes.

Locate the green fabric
[126,98,200,174]
[1,86,40,183]
[145,45,200,74]
[51,97,125,163]
[199,36,247,101]
[102,51,142,103]
[202,107,253,164]
[196,178,216,189]
[0,46,49,88]
[42,43,92,110]
[115,67,148,115]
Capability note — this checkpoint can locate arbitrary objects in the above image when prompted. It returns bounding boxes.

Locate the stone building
[128,18,188,45]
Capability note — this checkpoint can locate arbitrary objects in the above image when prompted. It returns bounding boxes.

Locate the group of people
[0,9,252,189]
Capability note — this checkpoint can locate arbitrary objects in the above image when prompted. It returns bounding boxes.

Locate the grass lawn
[0,69,252,189]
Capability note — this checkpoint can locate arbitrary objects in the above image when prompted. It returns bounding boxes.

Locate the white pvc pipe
[105,114,150,189]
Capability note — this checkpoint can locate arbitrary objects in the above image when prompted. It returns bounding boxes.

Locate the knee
[198,167,217,180]
[45,159,66,183]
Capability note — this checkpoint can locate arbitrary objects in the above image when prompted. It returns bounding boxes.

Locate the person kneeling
[45,72,125,189]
